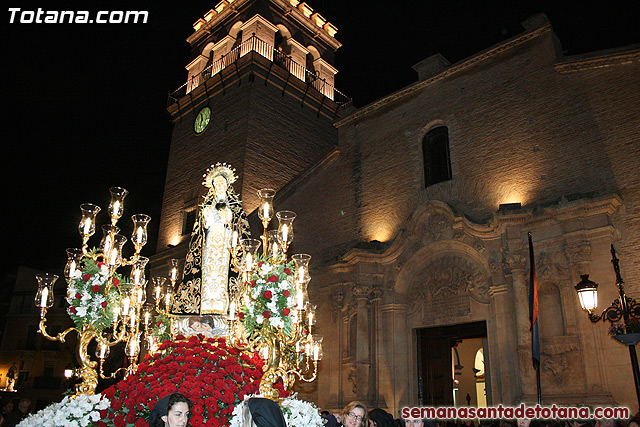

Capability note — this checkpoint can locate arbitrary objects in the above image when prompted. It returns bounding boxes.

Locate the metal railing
[168,35,351,107]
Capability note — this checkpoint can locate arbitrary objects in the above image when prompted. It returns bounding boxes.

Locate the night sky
[3,1,638,280]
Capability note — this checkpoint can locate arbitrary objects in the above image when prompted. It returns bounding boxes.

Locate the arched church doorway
[416,321,490,406]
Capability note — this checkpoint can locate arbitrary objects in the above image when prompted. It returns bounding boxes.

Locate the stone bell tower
[155,0,349,263]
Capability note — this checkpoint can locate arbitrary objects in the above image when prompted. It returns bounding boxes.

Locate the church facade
[151,0,640,413]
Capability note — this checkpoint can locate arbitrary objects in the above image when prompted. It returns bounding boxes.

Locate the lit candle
[40,287,48,308]
[282,224,289,242]
[229,301,236,320]
[109,248,118,265]
[136,227,144,244]
[313,343,319,360]
[134,269,141,285]
[246,253,253,271]
[165,292,171,309]
[144,310,150,325]
[112,200,120,217]
[232,230,238,248]
[297,287,303,310]
[137,287,144,304]
[130,312,137,329]
[122,297,130,316]
[98,343,108,359]
[170,267,177,282]
[263,202,270,219]
[155,286,161,301]
[83,218,91,235]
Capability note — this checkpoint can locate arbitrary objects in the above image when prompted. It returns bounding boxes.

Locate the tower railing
[168,35,351,107]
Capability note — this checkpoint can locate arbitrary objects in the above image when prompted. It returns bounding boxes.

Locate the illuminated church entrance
[417,321,490,407]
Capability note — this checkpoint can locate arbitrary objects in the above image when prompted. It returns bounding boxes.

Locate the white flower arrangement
[17,394,110,427]
[230,394,326,427]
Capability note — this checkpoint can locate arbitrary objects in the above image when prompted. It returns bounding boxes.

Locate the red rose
[114,414,126,427]
[267,275,278,283]
[263,290,272,299]
[91,285,101,293]
[258,261,264,267]
[82,273,91,281]
[112,278,120,285]
[238,312,245,319]
[263,310,271,318]
[158,321,163,326]
[69,306,77,314]
[282,308,290,316]
[284,268,292,275]
[250,280,257,288]
[75,292,82,299]
[283,290,290,297]
[101,301,108,308]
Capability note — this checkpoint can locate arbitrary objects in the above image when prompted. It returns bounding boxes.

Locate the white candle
[263,202,270,219]
[110,248,118,265]
[246,253,253,271]
[282,224,289,242]
[99,343,108,359]
[136,227,144,244]
[69,260,76,277]
[229,301,236,320]
[113,306,120,322]
[144,310,150,325]
[83,218,91,235]
[313,343,319,360]
[112,200,120,216]
[122,297,130,316]
[155,286,161,301]
[297,287,303,310]
[40,287,48,307]
[232,230,238,248]
[134,269,141,285]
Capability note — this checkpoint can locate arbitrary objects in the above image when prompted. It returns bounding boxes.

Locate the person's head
[151,393,192,427]
[18,399,30,414]
[404,418,424,427]
[244,397,287,427]
[1,400,12,414]
[627,414,640,427]
[189,317,213,333]
[212,175,229,197]
[341,401,369,427]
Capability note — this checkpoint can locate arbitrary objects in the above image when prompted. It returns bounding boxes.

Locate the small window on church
[422,126,452,187]
[182,209,197,236]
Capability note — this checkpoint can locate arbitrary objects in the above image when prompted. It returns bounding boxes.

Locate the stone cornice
[334,24,551,128]
[554,47,640,73]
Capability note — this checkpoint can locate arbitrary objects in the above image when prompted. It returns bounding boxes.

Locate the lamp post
[575,245,640,411]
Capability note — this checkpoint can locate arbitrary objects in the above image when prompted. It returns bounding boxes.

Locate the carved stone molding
[489,284,509,297]
[542,354,569,386]
[420,254,490,304]
[424,214,450,242]
[537,251,570,282]
[502,250,527,275]
[563,241,592,265]
[331,289,345,322]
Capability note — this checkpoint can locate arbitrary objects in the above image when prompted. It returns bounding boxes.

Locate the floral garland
[16,394,110,427]
[65,255,123,332]
[608,317,640,335]
[240,257,296,338]
[101,335,287,427]
[229,394,326,427]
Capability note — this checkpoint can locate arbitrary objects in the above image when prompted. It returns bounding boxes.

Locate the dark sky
[2,0,638,278]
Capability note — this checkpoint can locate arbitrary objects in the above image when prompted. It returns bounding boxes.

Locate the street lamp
[575,245,640,411]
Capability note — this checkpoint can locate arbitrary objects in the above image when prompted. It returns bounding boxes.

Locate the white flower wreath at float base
[16,394,110,427]
[229,394,326,427]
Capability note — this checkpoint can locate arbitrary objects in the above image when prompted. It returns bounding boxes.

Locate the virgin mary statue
[171,163,249,318]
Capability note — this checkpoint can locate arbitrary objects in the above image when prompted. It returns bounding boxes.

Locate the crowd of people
[1,394,639,427]
[0,398,31,427]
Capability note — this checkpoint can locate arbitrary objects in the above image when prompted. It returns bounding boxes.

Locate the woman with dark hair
[243,397,287,427]
[149,393,192,427]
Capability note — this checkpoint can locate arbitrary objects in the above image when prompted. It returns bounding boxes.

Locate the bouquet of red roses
[99,335,286,427]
